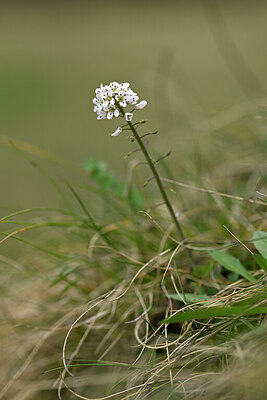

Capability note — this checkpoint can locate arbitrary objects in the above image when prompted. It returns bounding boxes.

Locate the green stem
[119,106,195,268]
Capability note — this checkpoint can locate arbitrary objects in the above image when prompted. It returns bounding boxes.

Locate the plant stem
[119,107,195,268]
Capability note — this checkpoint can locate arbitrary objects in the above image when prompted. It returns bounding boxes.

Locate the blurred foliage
[83,157,143,210]
[1,0,267,209]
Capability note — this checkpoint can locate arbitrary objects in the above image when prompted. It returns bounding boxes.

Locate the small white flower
[109,81,120,91]
[97,110,107,120]
[125,112,133,122]
[124,93,139,105]
[121,82,130,90]
[135,100,147,110]
[111,126,122,137]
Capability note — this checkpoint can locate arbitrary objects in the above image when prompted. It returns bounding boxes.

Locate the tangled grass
[0,139,266,400]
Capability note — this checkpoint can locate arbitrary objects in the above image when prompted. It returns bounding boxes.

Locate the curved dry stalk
[161,244,182,286]
[62,292,114,377]
[60,372,151,400]
[114,248,172,301]
[96,304,134,356]
[164,306,173,388]
[58,302,114,398]
[126,290,153,324]
[159,223,175,253]
[89,245,143,266]
[160,177,267,206]
[131,288,152,365]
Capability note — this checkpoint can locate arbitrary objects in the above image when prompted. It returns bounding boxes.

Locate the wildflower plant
[92,81,194,265]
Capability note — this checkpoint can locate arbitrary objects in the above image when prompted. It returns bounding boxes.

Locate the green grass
[0,123,266,399]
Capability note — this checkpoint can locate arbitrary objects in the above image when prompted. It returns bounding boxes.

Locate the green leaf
[193,264,211,277]
[233,290,267,307]
[49,266,78,288]
[83,157,98,172]
[208,249,256,284]
[162,305,267,324]
[253,254,267,272]
[83,157,143,208]
[253,231,267,260]
[128,189,143,210]
[169,293,211,303]
[115,182,125,198]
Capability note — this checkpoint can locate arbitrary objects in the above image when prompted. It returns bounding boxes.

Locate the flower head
[92,82,141,120]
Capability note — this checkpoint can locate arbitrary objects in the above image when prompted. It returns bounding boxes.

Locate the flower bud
[135,100,147,110]
[125,112,133,122]
[111,126,122,137]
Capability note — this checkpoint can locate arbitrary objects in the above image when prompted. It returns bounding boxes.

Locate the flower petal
[114,108,120,117]
[111,126,122,136]
[135,100,147,110]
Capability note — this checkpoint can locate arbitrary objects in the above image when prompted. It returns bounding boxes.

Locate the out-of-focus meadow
[1,0,266,210]
[1,2,267,400]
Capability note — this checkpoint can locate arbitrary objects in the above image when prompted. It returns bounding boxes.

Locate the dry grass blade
[160,177,267,206]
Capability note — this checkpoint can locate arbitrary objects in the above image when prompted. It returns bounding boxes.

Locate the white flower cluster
[93,81,148,137]
[93,82,139,120]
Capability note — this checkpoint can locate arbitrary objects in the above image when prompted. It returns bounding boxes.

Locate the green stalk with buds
[92,81,195,267]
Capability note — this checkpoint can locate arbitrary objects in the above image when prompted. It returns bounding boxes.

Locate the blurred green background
[1,0,267,211]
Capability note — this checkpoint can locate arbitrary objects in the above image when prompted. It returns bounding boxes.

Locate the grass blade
[169,293,211,303]
[209,249,256,283]
[253,231,267,259]
[254,254,267,272]
[162,305,267,323]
